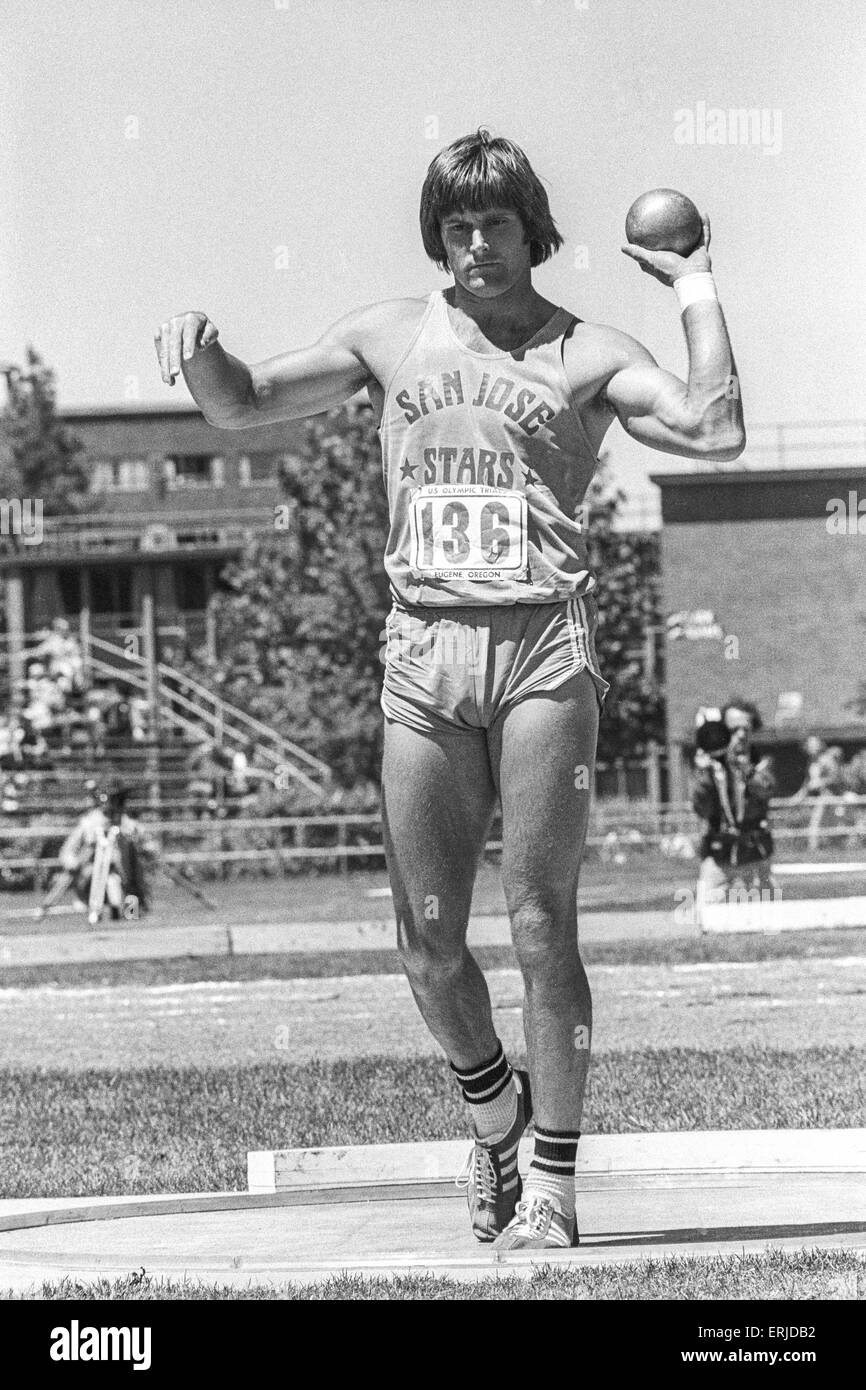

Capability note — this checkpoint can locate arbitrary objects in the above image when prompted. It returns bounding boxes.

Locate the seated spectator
[66,709,93,753]
[34,618,84,695]
[129,696,149,743]
[187,738,224,813]
[1,770,29,814]
[229,742,255,797]
[23,661,64,731]
[84,687,109,757]
[103,683,132,739]
[247,777,280,817]
[0,715,22,767]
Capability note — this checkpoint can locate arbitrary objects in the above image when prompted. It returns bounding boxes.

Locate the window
[175,563,208,611]
[57,567,82,615]
[90,567,132,615]
[91,458,149,492]
[164,455,224,488]
[239,453,279,486]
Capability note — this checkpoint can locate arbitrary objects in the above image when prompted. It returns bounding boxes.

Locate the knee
[397,921,464,993]
[509,901,578,980]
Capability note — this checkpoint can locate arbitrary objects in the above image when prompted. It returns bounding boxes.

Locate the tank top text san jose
[378,291,600,608]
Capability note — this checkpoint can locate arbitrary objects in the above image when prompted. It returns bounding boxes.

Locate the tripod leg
[159,861,218,911]
[39,869,73,915]
[88,831,117,927]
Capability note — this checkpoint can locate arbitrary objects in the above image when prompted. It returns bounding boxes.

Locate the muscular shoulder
[314,296,427,393]
[323,296,427,357]
[562,318,657,389]
[558,318,662,445]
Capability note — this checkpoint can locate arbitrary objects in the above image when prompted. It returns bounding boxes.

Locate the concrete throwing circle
[1,1170,865,1289]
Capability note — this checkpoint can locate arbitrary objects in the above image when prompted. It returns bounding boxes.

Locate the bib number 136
[409,485,528,575]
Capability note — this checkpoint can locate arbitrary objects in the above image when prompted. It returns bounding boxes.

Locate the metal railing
[3,796,864,878]
[0,509,273,560]
[86,632,333,796]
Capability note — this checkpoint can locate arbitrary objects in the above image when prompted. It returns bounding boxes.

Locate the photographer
[692,700,776,923]
[46,775,154,920]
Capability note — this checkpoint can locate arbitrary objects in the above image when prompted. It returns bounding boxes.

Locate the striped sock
[450,1043,518,1142]
[523,1128,580,1219]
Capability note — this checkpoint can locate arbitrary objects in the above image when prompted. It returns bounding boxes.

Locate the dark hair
[723,698,763,732]
[419,128,564,272]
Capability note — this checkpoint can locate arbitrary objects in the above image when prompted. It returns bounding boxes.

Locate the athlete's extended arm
[153,305,386,427]
[603,215,745,461]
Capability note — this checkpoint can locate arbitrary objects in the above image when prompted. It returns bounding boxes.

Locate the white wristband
[674,272,718,311]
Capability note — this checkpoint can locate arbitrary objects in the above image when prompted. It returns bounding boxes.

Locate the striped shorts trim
[380,593,611,736]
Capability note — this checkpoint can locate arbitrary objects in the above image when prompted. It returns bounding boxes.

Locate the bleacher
[0,620,382,890]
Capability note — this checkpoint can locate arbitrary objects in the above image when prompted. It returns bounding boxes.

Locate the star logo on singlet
[399,457,417,481]
[523,467,539,488]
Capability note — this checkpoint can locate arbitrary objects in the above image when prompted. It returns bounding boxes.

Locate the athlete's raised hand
[621,213,712,286]
[154,311,219,385]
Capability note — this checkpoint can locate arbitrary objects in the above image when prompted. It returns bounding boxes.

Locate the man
[48,775,152,921]
[692,701,776,923]
[795,736,846,853]
[154,129,744,1250]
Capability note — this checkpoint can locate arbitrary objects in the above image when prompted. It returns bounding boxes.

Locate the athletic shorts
[380,593,610,736]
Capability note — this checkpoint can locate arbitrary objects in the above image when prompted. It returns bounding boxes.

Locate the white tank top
[377,289,600,608]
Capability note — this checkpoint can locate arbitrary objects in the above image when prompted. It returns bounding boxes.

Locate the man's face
[439,205,530,296]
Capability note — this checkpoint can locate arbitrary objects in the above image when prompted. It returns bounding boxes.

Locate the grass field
[5,1249,864,1301]
[1,1049,863,1198]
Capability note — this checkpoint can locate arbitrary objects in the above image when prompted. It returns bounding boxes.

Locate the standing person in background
[692,701,776,923]
[795,737,846,854]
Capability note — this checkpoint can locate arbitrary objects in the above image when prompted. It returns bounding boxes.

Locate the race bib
[408,484,527,581]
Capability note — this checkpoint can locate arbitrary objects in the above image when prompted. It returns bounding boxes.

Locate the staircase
[83,633,334,801]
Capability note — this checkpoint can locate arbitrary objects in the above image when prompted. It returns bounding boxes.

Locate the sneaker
[455,1068,532,1242]
[492,1194,579,1251]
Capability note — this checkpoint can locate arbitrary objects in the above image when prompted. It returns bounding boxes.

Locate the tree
[0,347,91,522]
[190,402,392,789]
[584,466,665,762]
[191,402,664,788]
[0,349,91,643]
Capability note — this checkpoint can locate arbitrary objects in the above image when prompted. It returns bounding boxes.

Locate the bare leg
[488,670,600,1131]
[381,718,498,1068]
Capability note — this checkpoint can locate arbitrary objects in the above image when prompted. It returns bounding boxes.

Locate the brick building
[1,403,306,683]
[653,426,866,799]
